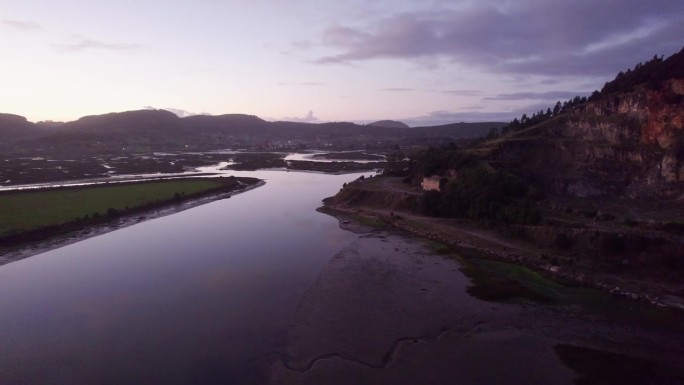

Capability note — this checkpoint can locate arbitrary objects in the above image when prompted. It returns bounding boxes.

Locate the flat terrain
[0,178,233,237]
[268,226,684,384]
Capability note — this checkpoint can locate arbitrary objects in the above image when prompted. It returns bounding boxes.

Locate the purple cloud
[281,110,320,123]
[314,0,684,77]
[485,91,589,101]
[56,37,144,53]
[440,90,481,96]
[381,87,413,92]
[277,82,325,86]
[144,107,210,118]
[403,102,564,126]
[2,19,40,31]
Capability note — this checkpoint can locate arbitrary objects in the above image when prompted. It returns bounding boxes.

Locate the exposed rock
[489,79,684,199]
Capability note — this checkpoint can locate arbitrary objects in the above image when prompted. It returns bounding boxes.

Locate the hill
[1,110,504,152]
[478,47,684,200]
[0,114,46,143]
[416,122,504,139]
[367,120,410,129]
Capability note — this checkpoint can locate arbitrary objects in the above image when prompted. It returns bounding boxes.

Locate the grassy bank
[0,177,256,242]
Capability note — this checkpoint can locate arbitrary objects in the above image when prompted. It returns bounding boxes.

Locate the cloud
[402,110,512,126]
[56,37,144,53]
[403,102,562,126]
[313,0,684,77]
[282,110,320,123]
[2,19,40,31]
[440,90,481,96]
[485,91,589,101]
[144,107,209,118]
[539,79,563,85]
[381,87,413,92]
[277,82,325,86]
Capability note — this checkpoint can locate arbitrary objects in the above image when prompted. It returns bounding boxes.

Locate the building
[421,176,442,191]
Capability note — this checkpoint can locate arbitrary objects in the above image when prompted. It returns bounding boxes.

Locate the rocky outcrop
[490,79,684,199]
[325,182,422,213]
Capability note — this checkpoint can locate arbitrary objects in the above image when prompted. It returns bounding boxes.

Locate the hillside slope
[1,110,504,152]
[482,48,684,199]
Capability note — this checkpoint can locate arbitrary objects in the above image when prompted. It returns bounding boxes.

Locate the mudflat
[268,222,684,384]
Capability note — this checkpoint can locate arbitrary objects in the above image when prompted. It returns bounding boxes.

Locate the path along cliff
[322,175,684,310]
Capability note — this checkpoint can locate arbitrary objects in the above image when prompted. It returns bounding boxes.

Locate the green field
[0,178,231,237]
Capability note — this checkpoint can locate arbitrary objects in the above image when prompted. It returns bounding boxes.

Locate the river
[0,170,368,384]
[0,169,683,384]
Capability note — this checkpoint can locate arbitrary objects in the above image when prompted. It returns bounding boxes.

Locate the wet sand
[268,221,684,385]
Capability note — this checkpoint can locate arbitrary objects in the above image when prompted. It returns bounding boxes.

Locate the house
[421,176,442,191]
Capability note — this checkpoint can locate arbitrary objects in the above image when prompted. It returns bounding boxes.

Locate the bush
[555,233,575,250]
[600,234,625,258]
[421,166,541,225]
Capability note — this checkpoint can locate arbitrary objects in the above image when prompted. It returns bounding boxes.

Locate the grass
[356,216,387,228]
[426,240,451,254]
[0,178,230,237]
[447,245,586,304]
[458,257,557,303]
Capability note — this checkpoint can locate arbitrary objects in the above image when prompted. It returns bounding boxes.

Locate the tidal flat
[269,223,684,384]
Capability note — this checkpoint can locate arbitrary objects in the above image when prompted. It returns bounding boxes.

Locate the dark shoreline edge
[317,204,684,311]
[0,177,265,266]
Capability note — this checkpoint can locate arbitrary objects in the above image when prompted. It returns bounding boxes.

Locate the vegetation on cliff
[488,46,684,140]
[475,46,684,199]
[386,145,543,226]
[422,166,541,225]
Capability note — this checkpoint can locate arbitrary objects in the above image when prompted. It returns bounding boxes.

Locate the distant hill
[415,122,504,138]
[368,120,410,129]
[0,114,46,143]
[63,109,183,136]
[0,109,505,152]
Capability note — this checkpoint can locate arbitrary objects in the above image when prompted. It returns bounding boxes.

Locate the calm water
[1,169,684,384]
[0,170,368,384]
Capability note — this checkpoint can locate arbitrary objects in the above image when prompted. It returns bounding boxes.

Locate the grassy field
[0,178,232,237]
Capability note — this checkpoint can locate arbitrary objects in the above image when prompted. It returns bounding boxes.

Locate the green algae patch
[458,257,557,303]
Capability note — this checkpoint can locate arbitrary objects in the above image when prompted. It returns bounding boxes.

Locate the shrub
[421,166,541,225]
[555,233,575,250]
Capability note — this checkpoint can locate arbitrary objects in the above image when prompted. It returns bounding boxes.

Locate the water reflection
[0,170,369,384]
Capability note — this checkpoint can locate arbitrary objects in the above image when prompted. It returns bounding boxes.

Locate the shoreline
[273,207,684,384]
[0,178,265,266]
[318,204,684,311]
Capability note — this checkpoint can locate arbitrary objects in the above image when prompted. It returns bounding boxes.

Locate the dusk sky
[2,0,683,126]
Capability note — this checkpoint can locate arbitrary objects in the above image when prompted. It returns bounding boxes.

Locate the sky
[1,0,683,126]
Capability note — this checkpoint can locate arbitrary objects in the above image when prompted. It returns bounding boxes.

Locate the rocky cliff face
[490,78,684,199]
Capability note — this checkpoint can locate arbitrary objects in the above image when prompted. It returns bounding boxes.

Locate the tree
[485,127,499,140]
[383,151,408,176]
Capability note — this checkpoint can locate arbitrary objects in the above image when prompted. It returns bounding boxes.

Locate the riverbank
[318,202,684,311]
[268,213,684,384]
[0,177,264,266]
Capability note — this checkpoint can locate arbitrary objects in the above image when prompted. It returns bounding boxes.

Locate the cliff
[324,177,422,213]
[486,73,684,199]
